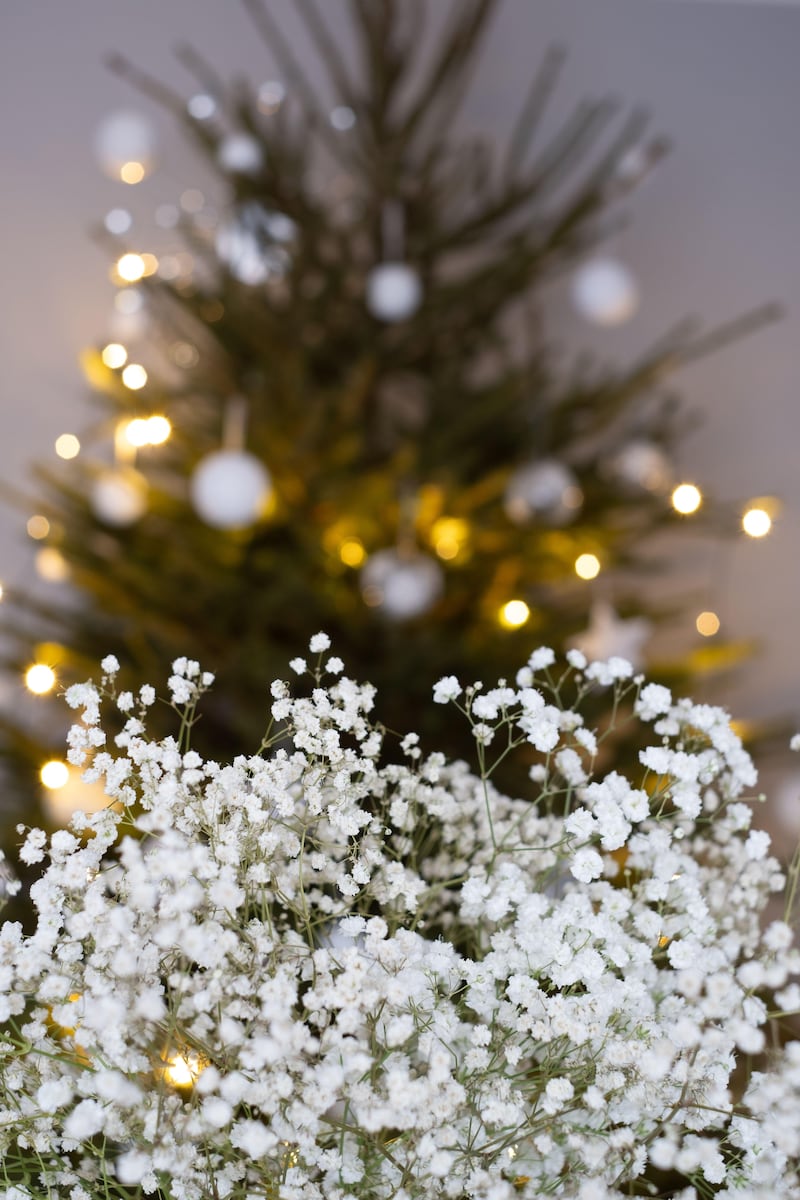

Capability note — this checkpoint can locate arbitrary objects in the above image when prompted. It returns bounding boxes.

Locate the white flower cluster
[0,640,798,1199]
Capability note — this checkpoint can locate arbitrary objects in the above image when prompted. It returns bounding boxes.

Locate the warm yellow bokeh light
[27,514,50,540]
[116,253,146,283]
[339,537,366,568]
[124,418,150,448]
[498,599,531,629]
[696,610,720,637]
[101,342,128,369]
[40,760,69,789]
[119,161,146,185]
[146,415,171,444]
[121,363,148,390]
[742,507,772,538]
[25,663,56,694]
[140,253,159,277]
[162,1051,206,1088]
[55,433,80,460]
[36,547,70,583]
[671,483,702,515]
[431,516,470,561]
[575,553,601,580]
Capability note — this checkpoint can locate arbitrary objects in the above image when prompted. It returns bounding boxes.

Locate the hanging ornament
[366,201,422,323]
[190,396,272,529]
[216,133,264,176]
[93,110,156,181]
[366,263,422,323]
[190,450,271,529]
[215,202,292,285]
[571,258,639,327]
[504,459,583,525]
[91,466,148,527]
[360,548,443,620]
[569,600,651,669]
[606,439,673,495]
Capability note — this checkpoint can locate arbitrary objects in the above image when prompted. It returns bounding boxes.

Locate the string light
[339,537,366,568]
[121,364,148,390]
[40,760,69,789]
[575,553,601,580]
[25,663,56,694]
[431,517,469,561]
[161,1050,207,1089]
[116,253,146,283]
[671,483,702,515]
[498,599,530,629]
[36,547,70,582]
[27,515,50,540]
[119,161,146,185]
[696,611,720,637]
[742,507,771,538]
[55,434,80,460]
[101,343,128,369]
[124,416,171,447]
[146,415,171,444]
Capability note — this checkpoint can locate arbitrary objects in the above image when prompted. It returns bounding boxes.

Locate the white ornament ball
[190,449,271,529]
[217,133,264,176]
[360,549,443,620]
[91,467,148,527]
[366,262,422,323]
[215,204,290,285]
[94,110,156,178]
[571,258,639,327]
[608,439,672,494]
[504,459,582,525]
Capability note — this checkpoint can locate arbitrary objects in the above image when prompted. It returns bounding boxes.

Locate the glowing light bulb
[119,161,146,185]
[124,418,150,448]
[146,415,171,444]
[575,553,601,580]
[339,537,365,568]
[26,663,56,694]
[696,611,720,637]
[36,547,69,582]
[116,253,146,283]
[55,434,80,460]
[499,599,530,629]
[27,514,50,540]
[121,363,148,390]
[101,342,128,369]
[742,507,771,538]
[431,517,469,561]
[162,1050,206,1088]
[40,760,69,789]
[671,483,702,515]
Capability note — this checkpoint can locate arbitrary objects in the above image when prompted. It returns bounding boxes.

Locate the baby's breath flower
[0,644,797,1200]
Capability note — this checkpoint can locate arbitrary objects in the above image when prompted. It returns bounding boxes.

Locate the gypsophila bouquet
[1,636,799,1200]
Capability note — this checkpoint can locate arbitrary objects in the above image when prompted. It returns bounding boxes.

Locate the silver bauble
[94,110,155,179]
[217,133,264,176]
[608,440,672,495]
[366,262,422,323]
[571,257,639,327]
[360,548,443,620]
[504,459,582,525]
[91,466,148,527]
[190,449,271,529]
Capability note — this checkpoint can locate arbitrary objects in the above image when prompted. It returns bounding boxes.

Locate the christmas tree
[0,0,775,842]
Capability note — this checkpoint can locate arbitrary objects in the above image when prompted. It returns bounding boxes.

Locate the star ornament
[570,601,651,670]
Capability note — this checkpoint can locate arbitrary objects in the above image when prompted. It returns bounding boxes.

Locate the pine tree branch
[240,0,350,164]
[293,0,358,109]
[503,45,567,181]
[397,0,499,144]
[104,53,189,118]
